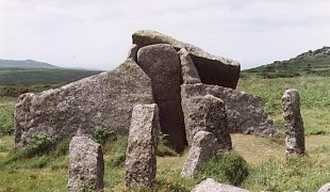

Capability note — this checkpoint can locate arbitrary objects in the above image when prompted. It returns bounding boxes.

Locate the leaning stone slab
[181,83,278,137]
[132,30,240,89]
[14,59,153,149]
[125,103,160,188]
[181,94,232,149]
[137,44,185,152]
[68,135,104,192]
[191,178,250,192]
[178,47,201,84]
[317,183,330,192]
[282,89,305,156]
[181,131,219,177]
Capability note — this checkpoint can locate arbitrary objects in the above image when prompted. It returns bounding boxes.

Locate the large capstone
[282,89,305,156]
[68,135,104,192]
[14,59,153,149]
[181,83,278,137]
[181,94,232,149]
[137,44,186,152]
[132,30,240,89]
[125,104,160,188]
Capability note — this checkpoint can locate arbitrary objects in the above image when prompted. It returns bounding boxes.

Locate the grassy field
[1,73,330,191]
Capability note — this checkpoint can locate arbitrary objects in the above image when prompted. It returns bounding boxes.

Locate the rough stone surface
[181,131,219,177]
[137,44,186,152]
[181,83,278,137]
[317,183,330,192]
[68,135,104,192]
[178,48,201,84]
[282,89,305,156]
[181,94,232,149]
[191,178,250,192]
[125,104,160,188]
[132,30,240,89]
[15,59,153,149]
[127,44,139,61]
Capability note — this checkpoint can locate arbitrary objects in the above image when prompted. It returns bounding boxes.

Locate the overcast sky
[1,0,330,70]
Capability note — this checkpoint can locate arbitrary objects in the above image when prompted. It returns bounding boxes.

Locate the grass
[1,74,330,191]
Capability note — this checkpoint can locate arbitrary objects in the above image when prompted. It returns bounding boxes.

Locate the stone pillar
[282,89,305,156]
[182,94,232,150]
[125,103,160,188]
[68,135,104,192]
[181,131,219,177]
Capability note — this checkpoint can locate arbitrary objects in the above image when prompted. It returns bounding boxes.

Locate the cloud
[0,0,330,69]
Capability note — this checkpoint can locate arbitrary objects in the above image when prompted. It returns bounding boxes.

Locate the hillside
[0,59,60,69]
[245,46,330,78]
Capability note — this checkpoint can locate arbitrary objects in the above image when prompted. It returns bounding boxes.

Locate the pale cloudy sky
[1,0,330,70]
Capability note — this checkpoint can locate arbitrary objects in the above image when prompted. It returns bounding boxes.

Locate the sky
[1,0,330,70]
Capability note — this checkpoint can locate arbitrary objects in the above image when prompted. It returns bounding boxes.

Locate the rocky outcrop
[68,135,104,192]
[137,44,186,152]
[181,83,278,137]
[14,59,153,149]
[181,131,219,177]
[191,178,250,192]
[132,30,240,89]
[181,94,231,148]
[282,89,305,156]
[125,104,160,188]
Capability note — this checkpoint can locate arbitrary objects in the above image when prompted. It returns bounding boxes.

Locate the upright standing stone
[125,104,160,188]
[282,89,305,156]
[137,44,185,152]
[68,135,104,192]
[181,94,232,149]
[181,131,219,177]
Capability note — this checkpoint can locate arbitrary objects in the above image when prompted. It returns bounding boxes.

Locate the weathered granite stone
[181,131,219,177]
[317,183,330,192]
[132,30,240,89]
[137,44,186,152]
[181,94,232,149]
[178,48,201,84]
[181,83,278,137]
[191,178,250,192]
[127,44,139,61]
[15,59,153,149]
[282,89,305,156]
[125,104,160,188]
[68,135,104,192]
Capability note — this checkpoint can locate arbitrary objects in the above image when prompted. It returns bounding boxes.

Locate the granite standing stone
[137,44,186,152]
[125,104,160,188]
[181,131,219,177]
[68,135,104,192]
[282,89,305,156]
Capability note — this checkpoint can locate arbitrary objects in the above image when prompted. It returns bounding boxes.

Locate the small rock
[317,183,330,192]
[191,178,250,192]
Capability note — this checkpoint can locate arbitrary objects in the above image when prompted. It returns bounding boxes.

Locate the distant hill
[0,59,104,86]
[245,46,330,78]
[0,59,60,69]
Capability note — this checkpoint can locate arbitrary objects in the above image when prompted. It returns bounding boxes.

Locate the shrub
[197,150,249,186]
[156,133,178,157]
[91,126,116,145]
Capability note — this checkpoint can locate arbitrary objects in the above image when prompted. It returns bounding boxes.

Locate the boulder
[181,131,219,177]
[282,89,305,156]
[191,178,250,192]
[137,44,186,152]
[181,94,231,149]
[14,59,153,149]
[132,30,240,89]
[181,83,278,137]
[68,135,104,191]
[178,48,201,84]
[317,183,330,192]
[125,103,160,188]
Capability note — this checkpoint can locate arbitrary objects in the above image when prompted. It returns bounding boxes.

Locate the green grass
[1,74,330,191]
